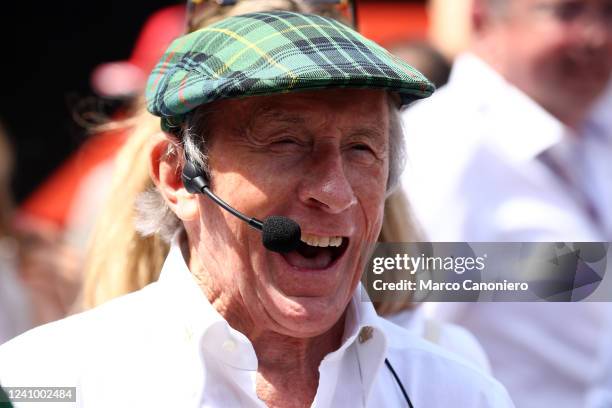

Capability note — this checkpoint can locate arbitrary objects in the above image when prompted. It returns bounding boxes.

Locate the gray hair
[135,96,406,242]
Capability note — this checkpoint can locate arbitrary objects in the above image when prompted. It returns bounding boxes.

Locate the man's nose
[297,149,358,214]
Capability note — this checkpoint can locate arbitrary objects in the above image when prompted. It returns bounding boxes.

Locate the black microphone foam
[262,216,302,253]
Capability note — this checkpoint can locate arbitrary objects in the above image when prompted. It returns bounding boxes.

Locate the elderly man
[0,11,513,408]
[399,0,612,407]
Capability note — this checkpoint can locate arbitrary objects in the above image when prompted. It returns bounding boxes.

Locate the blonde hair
[81,103,169,309]
[374,189,425,316]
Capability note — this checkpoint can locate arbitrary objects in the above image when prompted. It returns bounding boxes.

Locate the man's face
[490,0,612,123]
[190,89,390,337]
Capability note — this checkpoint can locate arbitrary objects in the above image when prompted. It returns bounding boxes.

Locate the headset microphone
[181,160,302,253]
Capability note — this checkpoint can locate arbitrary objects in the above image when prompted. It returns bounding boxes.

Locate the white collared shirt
[587,305,612,408]
[582,83,612,408]
[578,82,612,237]
[0,239,513,407]
[399,53,611,408]
[388,307,491,374]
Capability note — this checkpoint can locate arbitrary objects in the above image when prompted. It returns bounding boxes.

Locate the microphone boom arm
[201,186,264,230]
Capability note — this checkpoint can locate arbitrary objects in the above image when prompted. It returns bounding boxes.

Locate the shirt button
[223,339,237,352]
[358,326,374,344]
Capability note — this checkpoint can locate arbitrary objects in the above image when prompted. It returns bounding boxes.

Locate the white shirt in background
[0,238,514,407]
[586,303,612,408]
[578,83,612,238]
[402,53,607,242]
[400,53,611,408]
[388,307,491,374]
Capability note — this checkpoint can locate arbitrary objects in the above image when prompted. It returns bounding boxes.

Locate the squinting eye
[352,144,375,153]
[347,144,378,164]
[268,138,304,152]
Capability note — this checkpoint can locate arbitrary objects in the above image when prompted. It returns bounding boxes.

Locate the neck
[213,289,346,407]
[250,316,345,369]
[187,239,347,407]
[252,316,345,407]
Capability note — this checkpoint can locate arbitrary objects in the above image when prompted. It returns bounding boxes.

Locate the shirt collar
[157,235,389,395]
[341,288,388,401]
[448,53,574,164]
[157,234,258,370]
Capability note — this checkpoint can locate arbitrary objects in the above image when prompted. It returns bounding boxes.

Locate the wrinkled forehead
[205,88,392,137]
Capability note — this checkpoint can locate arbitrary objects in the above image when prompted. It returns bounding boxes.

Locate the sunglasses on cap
[186,0,357,33]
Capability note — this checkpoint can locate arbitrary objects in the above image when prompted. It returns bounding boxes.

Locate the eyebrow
[257,109,308,125]
[346,126,386,142]
[246,104,387,143]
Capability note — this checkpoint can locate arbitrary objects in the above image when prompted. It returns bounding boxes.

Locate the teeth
[301,233,343,247]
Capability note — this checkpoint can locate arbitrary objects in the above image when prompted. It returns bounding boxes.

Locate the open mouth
[281,234,349,270]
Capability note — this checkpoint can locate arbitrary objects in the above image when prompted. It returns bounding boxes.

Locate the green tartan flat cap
[145,10,434,132]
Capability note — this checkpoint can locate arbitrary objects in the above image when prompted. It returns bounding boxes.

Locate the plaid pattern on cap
[146,11,434,131]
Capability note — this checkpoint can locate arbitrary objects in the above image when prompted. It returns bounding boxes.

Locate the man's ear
[149,132,200,222]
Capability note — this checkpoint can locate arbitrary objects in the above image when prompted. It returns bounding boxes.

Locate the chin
[262,284,353,338]
[248,235,371,337]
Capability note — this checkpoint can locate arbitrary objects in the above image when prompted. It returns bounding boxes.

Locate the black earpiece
[181,159,208,194]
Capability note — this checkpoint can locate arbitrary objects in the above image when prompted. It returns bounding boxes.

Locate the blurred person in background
[388,40,451,88]
[585,82,612,408]
[399,0,612,407]
[19,5,185,240]
[378,39,489,371]
[0,121,82,343]
[81,107,168,308]
[0,123,31,345]
[12,6,186,319]
[586,310,612,408]
[62,5,185,254]
[80,0,492,376]
[586,299,612,408]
